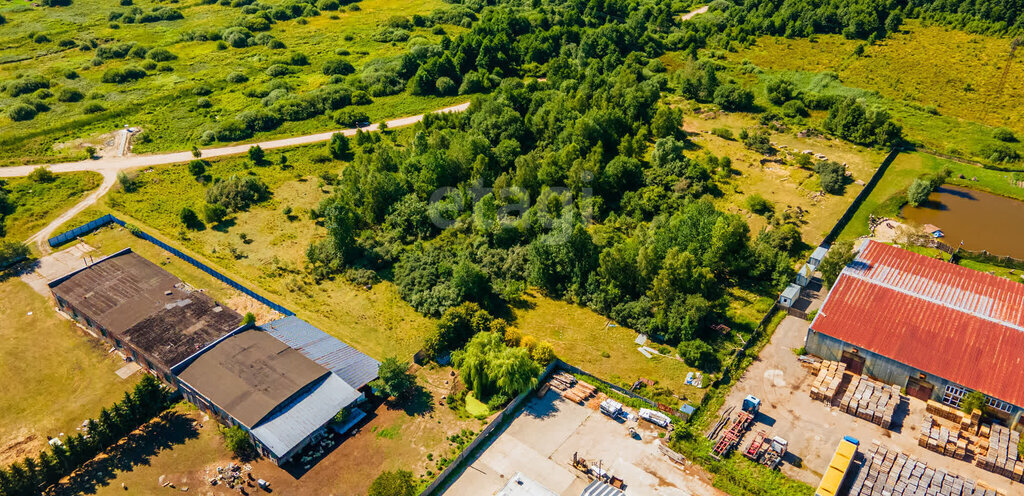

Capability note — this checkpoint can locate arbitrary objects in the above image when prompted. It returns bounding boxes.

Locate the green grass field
[1,171,101,242]
[837,151,1024,240]
[724,20,1024,165]
[0,0,464,165]
[0,277,139,466]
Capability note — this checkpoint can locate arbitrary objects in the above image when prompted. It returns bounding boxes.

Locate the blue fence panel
[47,215,294,316]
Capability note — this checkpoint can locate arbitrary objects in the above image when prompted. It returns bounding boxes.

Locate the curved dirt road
[681,5,709,21]
[10,101,469,252]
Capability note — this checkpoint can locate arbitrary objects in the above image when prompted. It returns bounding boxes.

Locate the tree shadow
[388,383,436,417]
[211,218,237,233]
[0,258,41,283]
[50,410,199,496]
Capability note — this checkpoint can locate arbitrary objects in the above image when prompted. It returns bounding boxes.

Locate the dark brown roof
[176,329,330,427]
[49,250,241,369]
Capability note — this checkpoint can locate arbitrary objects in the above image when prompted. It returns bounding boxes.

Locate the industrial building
[806,241,1024,429]
[48,248,242,381]
[48,248,380,465]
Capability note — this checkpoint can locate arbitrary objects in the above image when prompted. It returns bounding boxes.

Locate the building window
[99,327,108,338]
[986,397,1013,413]
[943,385,966,408]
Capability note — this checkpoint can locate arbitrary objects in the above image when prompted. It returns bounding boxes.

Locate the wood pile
[976,424,1023,482]
[919,415,971,460]
[548,372,577,392]
[838,375,901,429]
[560,378,597,404]
[847,441,1004,496]
[809,360,846,403]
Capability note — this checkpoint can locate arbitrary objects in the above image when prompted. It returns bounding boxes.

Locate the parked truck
[760,436,788,469]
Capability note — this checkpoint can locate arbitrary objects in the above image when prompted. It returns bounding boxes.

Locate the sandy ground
[443,390,725,496]
[717,310,1020,494]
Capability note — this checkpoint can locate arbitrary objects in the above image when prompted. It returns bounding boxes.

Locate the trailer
[712,411,754,459]
[815,436,859,496]
[744,430,768,460]
[760,436,788,469]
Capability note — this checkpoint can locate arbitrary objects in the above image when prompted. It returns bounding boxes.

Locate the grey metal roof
[251,373,360,460]
[580,480,625,496]
[262,316,380,390]
[811,246,829,261]
[782,283,801,299]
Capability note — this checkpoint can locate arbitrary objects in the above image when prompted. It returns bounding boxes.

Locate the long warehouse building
[806,240,1024,429]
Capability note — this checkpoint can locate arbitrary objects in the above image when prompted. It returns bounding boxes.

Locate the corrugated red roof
[811,240,1024,407]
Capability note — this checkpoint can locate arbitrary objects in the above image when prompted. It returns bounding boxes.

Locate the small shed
[796,263,814,287]
[779,284,801,308]
[810,245,829,267]
[678,403,696,421]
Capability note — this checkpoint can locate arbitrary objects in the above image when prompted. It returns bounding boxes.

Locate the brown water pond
[902,185,1024,259]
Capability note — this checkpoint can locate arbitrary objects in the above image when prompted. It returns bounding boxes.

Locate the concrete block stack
[847,441,1005,496]
[976,424,1023,482]
[927,401,981,434]
[809,360,846,404]
[919,415,971,460]
[838,375,901,429]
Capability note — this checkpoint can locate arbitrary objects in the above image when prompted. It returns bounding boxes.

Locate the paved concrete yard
[719,314,1019,494]
[444,390,725,496]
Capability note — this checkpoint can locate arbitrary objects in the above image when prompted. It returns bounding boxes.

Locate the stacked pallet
[838,375,901,429]
[927,401,981,433]
[976,425,1024,482]
[847,441,1004,496]
[919,415,971,460]
[561,379,597,404]
[809,360,846,404]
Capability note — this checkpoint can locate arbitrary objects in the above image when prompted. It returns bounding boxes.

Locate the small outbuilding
[795,263,815,286]
[809,245,829,267]
[779,283,801,308]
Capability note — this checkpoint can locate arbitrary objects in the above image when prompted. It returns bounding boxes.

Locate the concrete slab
[20,242,95,295]
[115,362,141,379]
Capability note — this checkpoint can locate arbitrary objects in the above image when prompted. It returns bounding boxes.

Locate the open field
[0,0,465,164]
[1,171,100,242]
[718,314,1019,495]
[444,388,725,496]
[91,366,481,495]
[680,106,889,245]
[837,152,1024,240]
[724,20,1024,164]
[0,277,139,466]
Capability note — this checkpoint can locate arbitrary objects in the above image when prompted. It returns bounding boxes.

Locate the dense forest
[299,0,808,351]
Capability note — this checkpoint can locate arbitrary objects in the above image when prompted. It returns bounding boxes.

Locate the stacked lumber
[809,360,846,403]
[548,372,577,392]
[561,379,597,404]
[919,415,971,460]
[976,425,1023,482]
[847,441,1005,496]
[838,375,901,429]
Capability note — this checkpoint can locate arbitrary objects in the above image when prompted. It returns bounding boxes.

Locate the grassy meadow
[0,0,464,165]
[0,277,139,466]
[1,170,101,242]
[723,20,1024,165]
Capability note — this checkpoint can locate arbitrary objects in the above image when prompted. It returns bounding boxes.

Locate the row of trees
[0,375,170,496]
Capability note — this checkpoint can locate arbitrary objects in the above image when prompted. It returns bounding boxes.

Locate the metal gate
[841,350,865,375]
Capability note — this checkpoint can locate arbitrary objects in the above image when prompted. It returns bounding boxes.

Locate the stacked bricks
[976,424,1024,482]
[919,415,971,460]
[928,400,981,434]
[848,441,1005,496]
[838,375,902,429]
[809,360,846,404]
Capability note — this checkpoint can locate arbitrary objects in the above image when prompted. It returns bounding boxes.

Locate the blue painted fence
[48,215,294,317]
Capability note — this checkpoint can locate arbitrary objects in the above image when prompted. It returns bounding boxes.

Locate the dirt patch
[0,432,40,466]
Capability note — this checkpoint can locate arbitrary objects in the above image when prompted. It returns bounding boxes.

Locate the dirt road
[681,5,709,21]
[7,102,470,253]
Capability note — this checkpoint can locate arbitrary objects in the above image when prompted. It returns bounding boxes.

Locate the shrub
[192,84,213,96]
[237,108,281,132]
[205,175,270,210]
[141,60,157,71]
[222,425,254,458]
[368,470,416,496]
[765,78,797,105]
[711,127,733,140]
[745,194,773,215]
[781,99,809,117]
[248,144,265,164]
[57,87,84,102]
[351,90,372,105]
[213,119,251,141]
[322,57,354,76]
[117,171,140,192]
[196,97,212,108]
[906,178,932,207]
[265,64,291,77]
[63,69,79,79]
[28,167,56,183]
[960,391,985,414]
[0,240,30,269]
[83,101,105,113]
[180,207,203,229]
[6,75,50,97]
[101,66,146,84]
[226,72,248,83]
[677,339,717,370]
[435,76,456,95]
[157,63,173,72]
[815,161,845,195]
[7,103,37,121]
[202,202,228,224]
[188,159,207,177]
[993,127,1017,143]
[712,83,754,110]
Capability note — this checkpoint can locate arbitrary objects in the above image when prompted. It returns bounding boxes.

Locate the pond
[902,185,1024,259]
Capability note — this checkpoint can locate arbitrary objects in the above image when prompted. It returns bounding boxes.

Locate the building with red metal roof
[806,240,1024,428]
